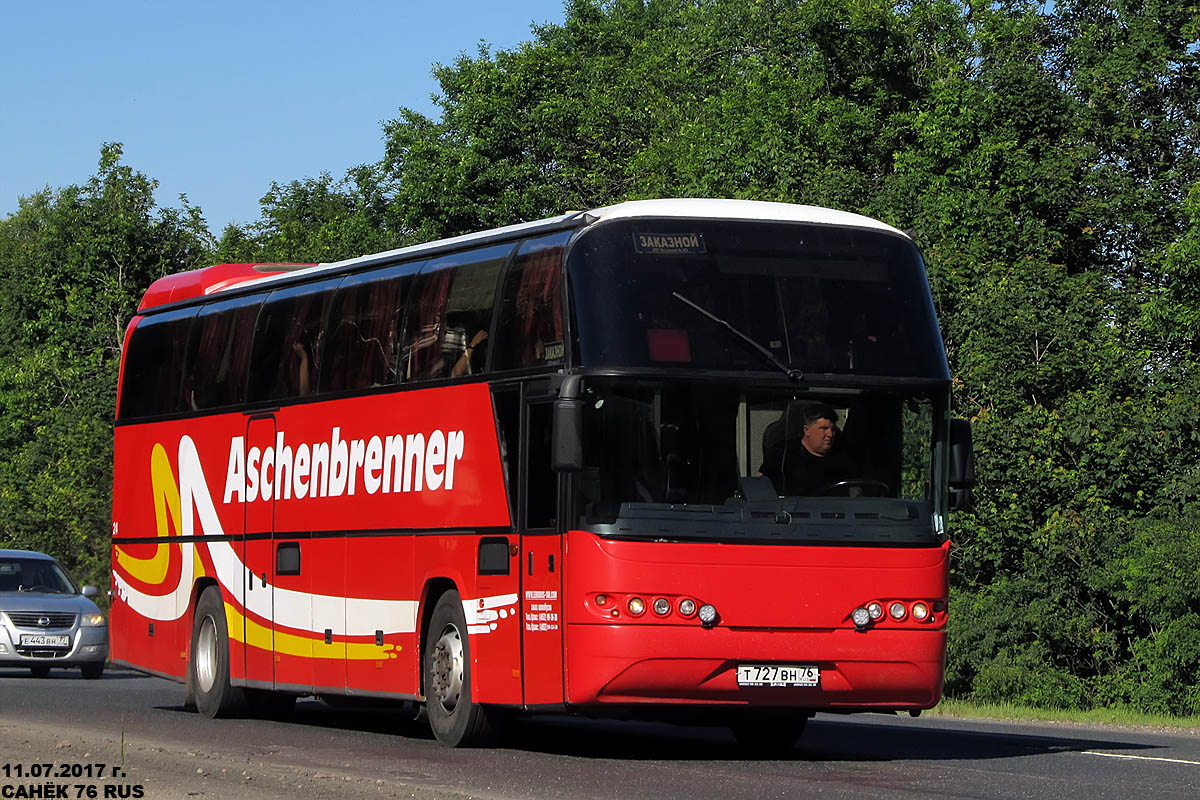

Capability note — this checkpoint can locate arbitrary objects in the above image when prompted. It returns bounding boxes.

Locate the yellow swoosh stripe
[114,443,179,586]
[223,602,401,661]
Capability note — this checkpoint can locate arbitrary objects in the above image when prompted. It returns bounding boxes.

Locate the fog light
[596,594,608,606]
[697,604,719,627]
[889,601,907,620]
[628,597,645,615]
[867,602,883,619]
[851,607,871,628]
[678,599,696,617]
[911,602,930,621]
[653,598,671,616]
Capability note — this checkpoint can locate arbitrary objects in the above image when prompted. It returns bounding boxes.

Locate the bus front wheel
[423,590,496,746]
[190,587,247,718]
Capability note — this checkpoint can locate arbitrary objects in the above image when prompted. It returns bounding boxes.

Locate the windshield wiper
[673,291,803,382]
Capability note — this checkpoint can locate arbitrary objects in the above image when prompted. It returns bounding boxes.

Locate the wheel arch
[185,577,220,705]
[418,577,458,696]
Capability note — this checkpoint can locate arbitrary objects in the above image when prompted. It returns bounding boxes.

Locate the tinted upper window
[184,295,262,410]
[248,280,339,403]
[566,219,948,379]
[119,307,196,419]
[320,261,421,393]
[402,244,514,381]
[493,232,569,371]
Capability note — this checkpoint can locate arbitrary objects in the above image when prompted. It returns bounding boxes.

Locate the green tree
[0,144,212,587]
[380,0,926,238]
[213,166,400,265]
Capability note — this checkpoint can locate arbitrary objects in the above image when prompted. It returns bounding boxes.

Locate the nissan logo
[37,617,50,627]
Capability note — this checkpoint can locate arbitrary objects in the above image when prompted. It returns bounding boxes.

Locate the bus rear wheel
[190,587,247,718]
[423,590,496,746]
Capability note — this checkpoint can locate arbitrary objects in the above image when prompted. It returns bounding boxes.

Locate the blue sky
[1,1,567,233]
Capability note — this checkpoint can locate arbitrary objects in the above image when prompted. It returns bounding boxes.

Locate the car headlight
[81,613,105,627]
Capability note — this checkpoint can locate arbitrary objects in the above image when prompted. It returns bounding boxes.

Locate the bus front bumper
[564,623,945,710]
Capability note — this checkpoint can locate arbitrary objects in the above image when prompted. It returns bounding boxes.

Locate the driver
[760,402,854,496]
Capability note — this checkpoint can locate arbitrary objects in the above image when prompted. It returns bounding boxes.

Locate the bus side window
[184,296,260,411]
[492,388,521,523]
[493,232,569,372]
[119,307,196,419]
[526,402,557,529]
[247,281,339,403]
[401,244,513,381]
[404,264,452,381]
[321,265,415,393]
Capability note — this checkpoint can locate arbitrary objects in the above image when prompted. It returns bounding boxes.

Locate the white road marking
[1085,751,1200,766]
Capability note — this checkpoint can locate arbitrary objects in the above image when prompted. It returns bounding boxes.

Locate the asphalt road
[1,666,1198,800]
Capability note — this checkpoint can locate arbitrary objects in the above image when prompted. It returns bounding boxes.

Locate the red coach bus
[110,199,973,749]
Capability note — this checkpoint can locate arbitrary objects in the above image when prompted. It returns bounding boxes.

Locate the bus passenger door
[519,400,564,706]
[243,414,276,687]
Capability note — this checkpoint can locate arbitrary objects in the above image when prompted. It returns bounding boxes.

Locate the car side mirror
[81,585,99,598]
[949,418,975,511]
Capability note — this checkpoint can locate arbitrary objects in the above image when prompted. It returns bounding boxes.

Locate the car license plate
[737,664,820,687]
[20,634,69,648]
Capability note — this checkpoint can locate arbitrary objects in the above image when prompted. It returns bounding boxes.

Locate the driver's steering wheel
[817,479,891,497]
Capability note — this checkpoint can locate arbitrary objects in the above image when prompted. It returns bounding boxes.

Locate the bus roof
[583,198,905,234]
[135,200,907,313]
[137,263,314,312]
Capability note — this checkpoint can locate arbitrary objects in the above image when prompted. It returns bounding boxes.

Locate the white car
[0,549,108,678]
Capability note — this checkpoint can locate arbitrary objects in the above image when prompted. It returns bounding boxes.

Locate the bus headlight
[911,602,930,621]
[851,607,871,629]
[628,597,645,616]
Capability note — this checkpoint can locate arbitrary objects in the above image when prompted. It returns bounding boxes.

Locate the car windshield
[0,558,77,594]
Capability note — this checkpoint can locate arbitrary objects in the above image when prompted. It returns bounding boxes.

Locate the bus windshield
[567,218,948,379]
[573,378,946,545]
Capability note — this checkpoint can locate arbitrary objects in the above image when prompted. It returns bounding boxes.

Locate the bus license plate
[737,664,820,687]
[20,634,69,648]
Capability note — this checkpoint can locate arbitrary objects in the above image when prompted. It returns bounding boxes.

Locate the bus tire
[190,586,247,718]
[423,590,495,746]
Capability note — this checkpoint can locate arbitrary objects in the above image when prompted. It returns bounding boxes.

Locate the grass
[925,698,1200,731]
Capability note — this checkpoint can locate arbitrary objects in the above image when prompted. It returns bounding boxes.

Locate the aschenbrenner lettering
[223,426,465,504]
